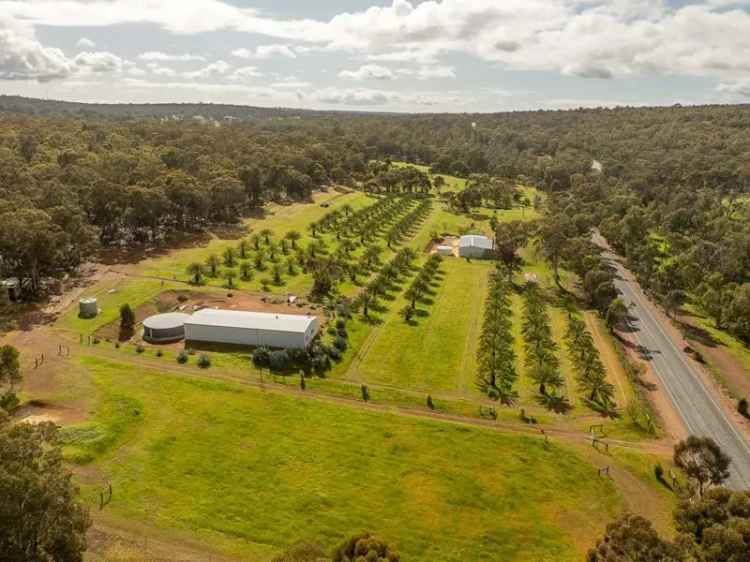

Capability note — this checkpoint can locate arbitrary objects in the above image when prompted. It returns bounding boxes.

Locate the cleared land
[67,355,632,562]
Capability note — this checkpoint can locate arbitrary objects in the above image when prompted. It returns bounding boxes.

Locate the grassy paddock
[67,356,630,562]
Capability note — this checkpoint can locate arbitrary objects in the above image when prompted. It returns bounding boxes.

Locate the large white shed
[184,309,319,349]
[458,235,495,258]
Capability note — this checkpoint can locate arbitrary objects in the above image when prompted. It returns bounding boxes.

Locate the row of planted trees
[565,315,618,416]
[401,254,443,323]
[385,198,433,248]
[522,284,569,413]
[354,248,417,319]
[476,273,518,404]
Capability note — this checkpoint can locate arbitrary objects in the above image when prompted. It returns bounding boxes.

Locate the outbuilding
[458,235,495,258]
[143,312,191,343]
[184,309,319,349]
[79,297,98,318]
[436,245,454,257]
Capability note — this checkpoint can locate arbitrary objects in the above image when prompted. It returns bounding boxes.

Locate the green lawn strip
[551,307,578,407]
[338,258,491,394]
[67,355,627,562]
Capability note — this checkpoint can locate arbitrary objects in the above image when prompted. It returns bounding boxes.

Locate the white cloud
[146,62,177,77]
[339,64,396,81]
[415,65,455,80]
[0,14,72,81]
[3,0,750,91]
[317,87,394,106]
[139,51,206,62]
[77,37,96,48]
[270,80,311,89]
[183,60,232,80]
[717,80,750,98]
[73,51,124,73]
[231,44,297,59]
[229,66,263,81]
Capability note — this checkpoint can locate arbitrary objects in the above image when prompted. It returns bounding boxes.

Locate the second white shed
[458,235,495,258]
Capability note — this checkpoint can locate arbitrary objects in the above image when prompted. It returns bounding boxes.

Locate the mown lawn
[68,356,626,562]
[335,258,492,395]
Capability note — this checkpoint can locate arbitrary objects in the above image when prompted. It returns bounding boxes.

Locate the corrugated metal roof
[185,309,316,333]
[143,312,191,330]
[458,235,494,249]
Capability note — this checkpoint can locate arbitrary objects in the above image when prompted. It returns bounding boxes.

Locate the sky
[1,0,750,113]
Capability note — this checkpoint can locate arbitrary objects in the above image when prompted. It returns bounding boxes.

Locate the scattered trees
[673,436,731,497]
[0,418,91,562]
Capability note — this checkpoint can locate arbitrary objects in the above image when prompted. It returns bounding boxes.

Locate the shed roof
[458,235,494,250]
[185,309,316,334]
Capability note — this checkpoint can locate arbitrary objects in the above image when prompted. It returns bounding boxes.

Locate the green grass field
[336,258,492,395]
[67,355,632,562]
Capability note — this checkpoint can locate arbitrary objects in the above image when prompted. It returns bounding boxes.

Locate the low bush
[155,349,163,358]
[654,463,664,482]
[136,344,145,354]
[252,346,270,368]
[328,347,342,361]
[269,349,291,372]
[739,398,749,419]
[334,336,348,352]
[176,350,188,364]
[197,354,211,369]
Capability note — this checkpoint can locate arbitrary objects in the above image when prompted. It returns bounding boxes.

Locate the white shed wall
[458,246,491,258]
[185,317,319,349]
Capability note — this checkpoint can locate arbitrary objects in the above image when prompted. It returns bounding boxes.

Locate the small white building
[184,309,319,349]
[458,235,495,258]
[436,245,454,257]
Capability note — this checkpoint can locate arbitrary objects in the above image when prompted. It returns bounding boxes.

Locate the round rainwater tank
[143,312,190,343]
[79,298,98,318]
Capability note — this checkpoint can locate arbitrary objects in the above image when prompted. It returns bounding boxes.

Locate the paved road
[595,234,750,489]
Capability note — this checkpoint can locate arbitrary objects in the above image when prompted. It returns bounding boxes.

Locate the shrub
[252,346,270,368]
[327,325,337,336]
[135,344,145,354]
[312,351,331,373]
[197,354,211,369]
[426,395,435,410]
[269,349,291,372]
[187,348,196,355]
[177,294,189,303]
[92,337,100,345]
[328,347,342,361]
[155,349,163,358]
[654,463,665,482]
[176,350,188,364]
[337,327,348,338]
[334,336,348,352]
[0,390,20,413]
[114,341,120,349]
[300,375,306,391]
[361,384,370,402]
[335,318,347,330]
[739,398,749,419]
